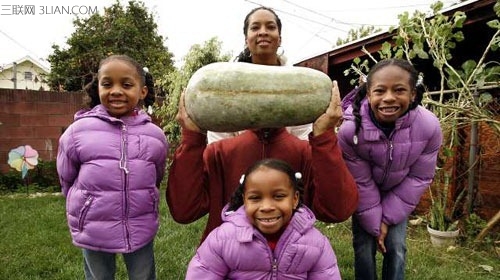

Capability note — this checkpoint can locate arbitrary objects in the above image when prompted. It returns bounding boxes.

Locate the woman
[207,6,310,143]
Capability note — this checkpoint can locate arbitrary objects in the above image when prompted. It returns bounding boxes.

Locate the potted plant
[426,154,465,247]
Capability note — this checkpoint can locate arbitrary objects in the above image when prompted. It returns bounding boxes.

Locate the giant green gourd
[184,62,332,132]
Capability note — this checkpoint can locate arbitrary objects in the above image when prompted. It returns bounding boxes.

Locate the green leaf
[461,60,477,78]
[453,12,467,28]
[416,49,429,59]
[479,93,493,106]
[486,19,500,29]
[453,31,465,42]
[443,147,454,157]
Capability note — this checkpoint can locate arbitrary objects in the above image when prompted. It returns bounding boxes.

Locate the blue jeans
[352,216,407,280]
[82,240,156,280]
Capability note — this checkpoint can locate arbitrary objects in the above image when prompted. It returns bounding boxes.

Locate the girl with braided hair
[338,58,442,280]
[186,158,341,280]
[57,54,168,279]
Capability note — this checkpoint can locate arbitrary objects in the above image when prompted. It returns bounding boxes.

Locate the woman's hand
[176,89,204,133]
[312,80,343,136]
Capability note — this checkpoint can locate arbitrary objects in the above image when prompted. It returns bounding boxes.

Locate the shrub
[0,170,24,194]
[31,159,60,191]
[0,159,60,194]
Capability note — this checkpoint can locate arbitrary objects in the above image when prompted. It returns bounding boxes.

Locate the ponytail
[143,70,155,108]
[352,83,367,141]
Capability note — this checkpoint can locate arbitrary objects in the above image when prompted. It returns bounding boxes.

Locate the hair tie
[239,174,245,184]
[295,172,302,180]
[417,73,424,86]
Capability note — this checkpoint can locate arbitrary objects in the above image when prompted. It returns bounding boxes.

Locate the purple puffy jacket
[338,99,442,236]
[57,105,168,253]
[186,205,341,280]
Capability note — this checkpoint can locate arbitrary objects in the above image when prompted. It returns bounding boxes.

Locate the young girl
[186,158,341,280]
[337,58,443,280]
[56,54,168,280]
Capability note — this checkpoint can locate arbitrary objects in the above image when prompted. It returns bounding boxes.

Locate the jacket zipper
[381,137,395,186]
[261,130,271,158]
[255,231,279,278]
[150,191,158,219]
[120,124,131,251]
[271,258,278,278]
[270,224,292,279]
[78,196,93,231]
[119,124,129,174]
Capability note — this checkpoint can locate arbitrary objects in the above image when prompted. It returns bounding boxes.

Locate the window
[24,71,33,81]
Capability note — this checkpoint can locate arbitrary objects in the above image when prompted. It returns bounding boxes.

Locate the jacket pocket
[149,190,159,219]
[78,195,94,232]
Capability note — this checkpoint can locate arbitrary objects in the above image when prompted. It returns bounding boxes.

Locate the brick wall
[0,89,85,173]
[414,119,500,225]
[0,89,165,174]
[470,121,500,220]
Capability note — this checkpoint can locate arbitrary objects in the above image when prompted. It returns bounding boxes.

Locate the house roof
[293,0,498,94]
[295,0,496,66]
[0,55,50,74]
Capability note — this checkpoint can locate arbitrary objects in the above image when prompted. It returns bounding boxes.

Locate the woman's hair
[235,6,282,63]
[228,158,304,211]
[351,58,424,137]
[83,54,155,109]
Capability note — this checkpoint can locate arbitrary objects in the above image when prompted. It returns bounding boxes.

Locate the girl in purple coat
[338,58,442,280]
[186,158,341,280]
[57,55,168,280]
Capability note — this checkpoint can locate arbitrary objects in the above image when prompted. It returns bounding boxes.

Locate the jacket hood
[74,104,152,126]
[341,86,360,112]
[221,204,316,241]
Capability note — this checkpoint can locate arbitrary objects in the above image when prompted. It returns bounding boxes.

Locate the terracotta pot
[427,225,459,247]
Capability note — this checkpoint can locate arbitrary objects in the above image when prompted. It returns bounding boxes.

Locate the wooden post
[475,210,500,241]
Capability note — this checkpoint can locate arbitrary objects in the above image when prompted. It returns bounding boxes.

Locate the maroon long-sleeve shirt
[166,128,358,242]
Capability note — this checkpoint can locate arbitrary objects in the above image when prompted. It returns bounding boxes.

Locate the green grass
[0,194,498,279]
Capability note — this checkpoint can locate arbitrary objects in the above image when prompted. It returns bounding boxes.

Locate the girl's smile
[255,215,282,230]
[367,65,416,124]
[243,166,298,235]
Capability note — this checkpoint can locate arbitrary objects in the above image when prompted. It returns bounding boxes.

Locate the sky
[0,0,461,69]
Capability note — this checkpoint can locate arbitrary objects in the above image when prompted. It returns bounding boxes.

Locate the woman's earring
[277,46,284,56]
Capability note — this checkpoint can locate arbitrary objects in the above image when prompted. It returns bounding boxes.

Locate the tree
[155,37,231,150]
[46,0,174,92]
[335,25,382,47]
